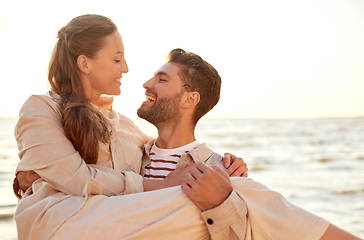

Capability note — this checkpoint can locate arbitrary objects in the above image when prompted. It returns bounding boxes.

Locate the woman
[13,14,360,240]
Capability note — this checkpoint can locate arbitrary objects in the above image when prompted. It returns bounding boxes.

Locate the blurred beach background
[1,0,363,239]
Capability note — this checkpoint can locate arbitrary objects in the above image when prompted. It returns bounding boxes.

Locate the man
[137,48,237,213]
[136,48,360,239]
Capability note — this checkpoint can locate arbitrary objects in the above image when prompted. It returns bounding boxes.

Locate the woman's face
[86,31,128,101]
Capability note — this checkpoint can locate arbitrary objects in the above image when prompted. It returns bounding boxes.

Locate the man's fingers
[181,183,199,208]
[195,162,210,173]
[175,163,189,169]
[183,172,199,189]
[190,168,203,181]
[182,164,234,212]
[211,166,230,181]
[181,182,192,193]
[186,163,198,171]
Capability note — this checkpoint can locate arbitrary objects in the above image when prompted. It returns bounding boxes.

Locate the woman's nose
[121,57,129,73]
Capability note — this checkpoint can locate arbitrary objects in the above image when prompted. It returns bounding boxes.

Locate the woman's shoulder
[20,93,61,116]
[117,113,138,128]
[116,113,153,143]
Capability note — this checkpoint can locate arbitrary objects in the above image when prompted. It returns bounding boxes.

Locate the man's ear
[77,54,90,74]
[182,91,200,109]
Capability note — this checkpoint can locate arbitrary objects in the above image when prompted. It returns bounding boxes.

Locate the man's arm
[181,162,248,239]
[182,163,362,240]
[320,224,362,240]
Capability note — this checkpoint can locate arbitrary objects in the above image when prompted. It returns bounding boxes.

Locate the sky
[0,0,363,119]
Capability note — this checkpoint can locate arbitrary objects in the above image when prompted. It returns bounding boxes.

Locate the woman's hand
[222,153,248,177]
[143,163,198,192]
[164,163,198,187]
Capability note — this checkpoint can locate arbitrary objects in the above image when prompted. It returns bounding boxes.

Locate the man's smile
[143,92,157,105]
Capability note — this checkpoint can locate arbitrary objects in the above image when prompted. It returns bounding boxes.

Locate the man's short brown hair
[167,48,221,125]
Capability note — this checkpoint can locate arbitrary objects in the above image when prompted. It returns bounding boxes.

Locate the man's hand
[181,162,233,211]
[17,171,41,192]
[222,153,248,177]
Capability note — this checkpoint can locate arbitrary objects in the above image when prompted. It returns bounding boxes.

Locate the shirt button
[207,218,214,225]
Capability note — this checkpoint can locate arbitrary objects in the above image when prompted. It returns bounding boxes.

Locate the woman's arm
[15,95,143,196]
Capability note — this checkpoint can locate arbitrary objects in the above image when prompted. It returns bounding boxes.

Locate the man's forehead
[154,62,181,77]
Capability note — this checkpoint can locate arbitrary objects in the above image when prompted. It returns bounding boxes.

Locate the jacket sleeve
[203,178,330,240]
[200,153,249,239]
[15,95,144,196]
[200,190,249,239]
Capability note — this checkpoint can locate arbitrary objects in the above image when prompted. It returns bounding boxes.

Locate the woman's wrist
[143,179,168,191]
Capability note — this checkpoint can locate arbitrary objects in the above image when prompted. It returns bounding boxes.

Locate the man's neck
[154,120,196,149]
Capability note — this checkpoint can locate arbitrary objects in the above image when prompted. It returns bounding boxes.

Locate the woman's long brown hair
[48,14,116,164]
[14,15,117,199]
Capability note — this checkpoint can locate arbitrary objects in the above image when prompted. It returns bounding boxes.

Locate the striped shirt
[143,140,200,180]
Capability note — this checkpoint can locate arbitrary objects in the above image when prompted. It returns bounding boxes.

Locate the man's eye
[159,79,167,82]
[115,60,121,63]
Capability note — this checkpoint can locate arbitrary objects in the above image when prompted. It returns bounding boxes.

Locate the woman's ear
[182,91,200,109]
[77,54,90,74]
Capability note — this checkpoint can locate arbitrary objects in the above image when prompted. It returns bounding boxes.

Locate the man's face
[137,62,185,125]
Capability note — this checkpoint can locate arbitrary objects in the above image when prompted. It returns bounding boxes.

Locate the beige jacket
[14,94,151,239]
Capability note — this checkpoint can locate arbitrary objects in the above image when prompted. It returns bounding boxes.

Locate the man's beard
[137,92,183,125]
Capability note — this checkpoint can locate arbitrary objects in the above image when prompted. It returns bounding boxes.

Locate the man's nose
[142,77,154,89]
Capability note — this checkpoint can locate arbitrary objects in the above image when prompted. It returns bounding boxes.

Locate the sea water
[1,117,363,239]
[0,118,18,240]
